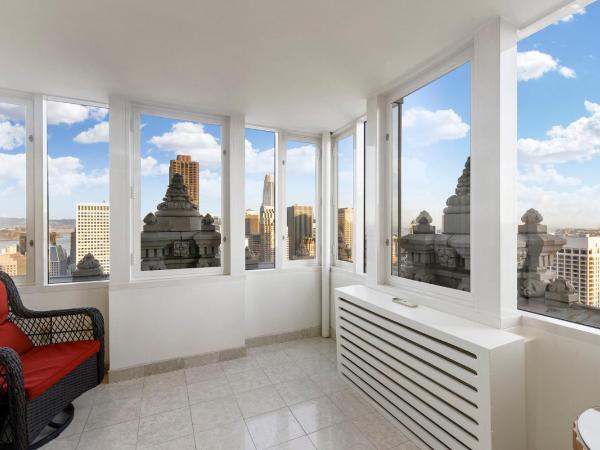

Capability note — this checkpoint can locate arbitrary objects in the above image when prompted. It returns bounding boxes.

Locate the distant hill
[0,218,76,229]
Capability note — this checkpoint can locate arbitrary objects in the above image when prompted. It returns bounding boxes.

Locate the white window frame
[44,96,110,286]
[383,47,474,309]
[332,127,354,271]
[131,104,228,280]
[280,131,322,268]
[244,124,279,272]
[0,91,35,285]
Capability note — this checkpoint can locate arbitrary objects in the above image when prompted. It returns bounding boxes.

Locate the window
[363,120,367,273]
[245,128,276,270]
[286,140,318,261]
[335,134,354,264]
[0,100,29,281]
[391,63,471,292]
[137,112,223,273]
[516,1,600,329]
[46,100,110,283]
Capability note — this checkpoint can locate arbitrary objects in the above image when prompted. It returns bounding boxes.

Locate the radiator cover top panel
[334,285,526,450]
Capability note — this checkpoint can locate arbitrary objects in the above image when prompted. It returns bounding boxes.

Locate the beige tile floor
[41,337,420,450]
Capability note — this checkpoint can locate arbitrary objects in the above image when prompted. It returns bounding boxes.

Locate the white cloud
[0,103,25,122]
[46,101,108,125]
[518,182,600,228]
[245,139,275,174]
[560,5,586,22]
[402,107,469,146]
[0,121,26,150]
[518,100,600,164]
[558,66,576,78]
[48,156,108,196]
[518,165,580,186]
[0,152,26,186]
[141,156,169,176]
[517,50,576,81]
[74,121,109,144]
[198,169,221,216]
[287,145,317,175]
[149,122,221,169]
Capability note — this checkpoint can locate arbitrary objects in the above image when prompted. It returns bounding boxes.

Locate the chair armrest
[11,307,104,345]
[0,347,28,450]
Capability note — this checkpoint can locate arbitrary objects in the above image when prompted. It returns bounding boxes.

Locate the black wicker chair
[0,271,104,450]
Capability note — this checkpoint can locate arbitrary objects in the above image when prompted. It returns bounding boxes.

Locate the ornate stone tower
[398,157,471,291]
[141,174,221,271]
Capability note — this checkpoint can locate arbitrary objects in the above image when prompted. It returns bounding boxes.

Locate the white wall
[245,268,321,340]
[329,269,367,333]
[108,269,322,370]
[515,320,600,450]
[109,276,245,370]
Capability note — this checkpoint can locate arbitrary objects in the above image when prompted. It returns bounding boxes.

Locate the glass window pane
[337,135,354,263]
[245,128,276,270]
[391,63,471,292]
[0,101,27,279]
[47,100,109,283]
[517,2,600,329]
[286,140,316,260]
[140,114,222,271]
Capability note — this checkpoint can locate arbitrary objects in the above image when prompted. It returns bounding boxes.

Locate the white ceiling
[0,0,568,133]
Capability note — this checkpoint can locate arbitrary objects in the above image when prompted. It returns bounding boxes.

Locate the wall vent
[335,285,526,450]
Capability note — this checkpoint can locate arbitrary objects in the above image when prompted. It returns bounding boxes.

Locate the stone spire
[443,157,470,235]
[143,174,203,232]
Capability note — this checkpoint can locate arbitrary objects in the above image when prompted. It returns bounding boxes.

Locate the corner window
[335,134,354,265]
[245,128,276,270]
[286,140,318,261]
[516,2,600,328]
[137,112,223,273]
[390,63,471,292]
[0,100,29,281]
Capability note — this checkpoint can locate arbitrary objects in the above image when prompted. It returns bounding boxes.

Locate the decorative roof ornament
[155,174,199,217]
[201,213,216,232]
[73,253,105,278]
[521,208,543,225]
[416,211,432,225]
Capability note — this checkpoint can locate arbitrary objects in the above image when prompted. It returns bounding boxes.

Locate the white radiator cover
[335,285,525,450]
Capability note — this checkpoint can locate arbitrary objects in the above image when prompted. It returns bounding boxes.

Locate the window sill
[330,265,367,279]
[17,280,109,295]
[520,310,600,348]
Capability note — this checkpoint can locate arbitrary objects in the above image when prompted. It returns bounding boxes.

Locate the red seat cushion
[0,321,34,355]
[0,281,8,324]
[20,340,100,400]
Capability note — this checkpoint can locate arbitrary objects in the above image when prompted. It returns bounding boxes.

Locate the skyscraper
[552,235,600,307]
[262,174,275,208]
[260,206,275,264]
[0,244,26,277]
[169,154,200,209]
[287,205,314,260]
[76,202,110,274]
[337,207,353,261]
[245,210,260,235]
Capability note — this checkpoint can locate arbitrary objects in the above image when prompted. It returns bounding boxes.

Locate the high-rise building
[76,202,110,274]
[262,174,275,208]
[287,205,314,260]
[260,206,275,263]
[48,244,68,278]
[245,210,260,235]
[169,154,200,208]
[337,207,353,261]
[552,235,600,307]
[0,244,27,277]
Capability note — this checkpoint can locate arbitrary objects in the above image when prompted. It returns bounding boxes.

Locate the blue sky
[337,135,354,209]
[394,62,471,231]
[244,131,317,213]
[140,114,222,218]
[517,1,600,229]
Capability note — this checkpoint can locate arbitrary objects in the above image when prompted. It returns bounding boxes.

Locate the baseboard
[108,325,322,383]
[245,325,321,348]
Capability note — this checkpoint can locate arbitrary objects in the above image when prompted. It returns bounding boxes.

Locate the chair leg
[29,404,74,450]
